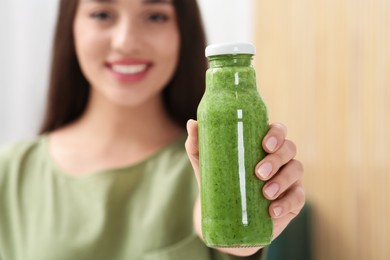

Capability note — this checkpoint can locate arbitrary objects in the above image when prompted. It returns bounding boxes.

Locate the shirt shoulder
[0,136,43,182]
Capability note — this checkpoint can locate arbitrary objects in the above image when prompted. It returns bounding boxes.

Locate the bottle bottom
[203,230,272,248]
[202,220,273,248]
[205,243,271,248]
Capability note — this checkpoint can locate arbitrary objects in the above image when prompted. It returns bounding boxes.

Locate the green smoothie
[197,43,273,247]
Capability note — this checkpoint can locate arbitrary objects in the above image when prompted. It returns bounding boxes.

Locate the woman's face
[73,0,180,108]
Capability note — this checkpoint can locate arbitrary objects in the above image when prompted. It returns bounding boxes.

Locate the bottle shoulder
[197,90,267,117]
[206,67,257,91]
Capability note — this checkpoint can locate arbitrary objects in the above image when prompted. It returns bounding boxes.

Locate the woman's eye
[90,11,112,21]
[148,13,169,23]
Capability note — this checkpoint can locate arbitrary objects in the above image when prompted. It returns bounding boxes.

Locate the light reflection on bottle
[237,109,248,226]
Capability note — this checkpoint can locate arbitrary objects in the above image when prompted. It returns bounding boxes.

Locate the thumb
[185,119,200,187]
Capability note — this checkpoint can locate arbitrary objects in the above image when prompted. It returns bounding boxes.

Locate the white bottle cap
[205,42,256,57]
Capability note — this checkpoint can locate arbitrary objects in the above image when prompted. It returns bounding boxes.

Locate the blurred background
[255,0,389,259]
[0,0,389,259]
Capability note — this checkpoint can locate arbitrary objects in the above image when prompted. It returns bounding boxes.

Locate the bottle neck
[207,54,253,68]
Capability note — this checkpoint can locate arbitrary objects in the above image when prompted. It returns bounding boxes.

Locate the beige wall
[254,0,389,259]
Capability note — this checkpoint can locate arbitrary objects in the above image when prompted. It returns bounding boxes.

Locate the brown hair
[40,0,207,133]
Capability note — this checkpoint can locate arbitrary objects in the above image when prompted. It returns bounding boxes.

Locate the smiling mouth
[106,62,151,83]
[110,64,148,75]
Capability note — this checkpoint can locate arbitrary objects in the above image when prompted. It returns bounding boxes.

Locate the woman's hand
[185,120,305,257]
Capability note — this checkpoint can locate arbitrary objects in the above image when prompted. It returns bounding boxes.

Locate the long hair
[40,0,207,133]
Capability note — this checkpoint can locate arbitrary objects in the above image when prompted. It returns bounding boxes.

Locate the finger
[185,119,200,186]
[262,159,304,200]
[262,122,288,153]
[268,181,305,240]
[256,139,297,180]
[268,181,305,219]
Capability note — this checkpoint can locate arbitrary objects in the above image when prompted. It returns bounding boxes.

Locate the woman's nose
[111,20,143,55]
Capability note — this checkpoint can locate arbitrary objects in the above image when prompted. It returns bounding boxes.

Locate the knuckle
[282,184,305,215]
[185,138,197,155]
[267,123,287,142]
[184,138,191,150]
[291,159,304,177]
[285,139,297,157]
[269,140,297,166]
[272,152,284,166]
[271,122,288,136]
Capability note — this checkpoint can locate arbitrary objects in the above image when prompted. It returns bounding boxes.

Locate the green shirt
[0,134,265,260]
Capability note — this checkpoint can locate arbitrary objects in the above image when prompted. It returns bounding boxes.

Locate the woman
[0,0,305,259]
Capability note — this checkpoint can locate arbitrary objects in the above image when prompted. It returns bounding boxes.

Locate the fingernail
[257,162,272,179]
[273,207,283,217]
[266,137,278,152]
[264,183,279,198]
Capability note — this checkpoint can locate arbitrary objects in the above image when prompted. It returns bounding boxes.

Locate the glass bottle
[197,42,273,247]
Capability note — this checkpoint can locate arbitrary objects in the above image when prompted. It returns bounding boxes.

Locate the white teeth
[111,64,147,74]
